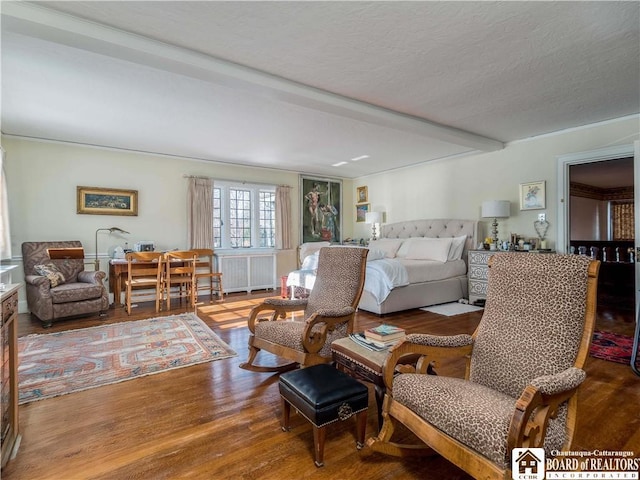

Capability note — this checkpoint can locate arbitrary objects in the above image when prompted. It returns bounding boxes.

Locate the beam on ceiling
[2,2,504,152]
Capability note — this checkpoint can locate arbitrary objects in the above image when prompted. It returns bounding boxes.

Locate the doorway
[557,145,640,336]
[568,157,634,310]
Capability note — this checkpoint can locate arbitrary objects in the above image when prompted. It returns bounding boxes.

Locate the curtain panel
[612,201,634,241]
[276,185,292,250]
[188,177,213,249]
[0,147,11,260]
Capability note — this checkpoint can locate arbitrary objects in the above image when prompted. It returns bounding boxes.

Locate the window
[259,191,276,248]
[611,200,634,240]
[213,182,276,249]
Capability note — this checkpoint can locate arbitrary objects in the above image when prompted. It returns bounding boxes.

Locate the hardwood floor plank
[3,291,638,479]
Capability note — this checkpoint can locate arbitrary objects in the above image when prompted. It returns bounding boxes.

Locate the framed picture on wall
[519,181,546,210]
[356,203,370,223]
[300,175,342,243]
[356,186,368,203]
[77,186,138,216]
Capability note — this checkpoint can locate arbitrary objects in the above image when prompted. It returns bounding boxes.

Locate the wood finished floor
[3,291,639,480]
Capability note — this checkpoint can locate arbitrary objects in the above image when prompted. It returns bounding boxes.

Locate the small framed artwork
[356,186,368,203]
[77,186,138,216]
[519,181,546,210]
[356,203,370,222]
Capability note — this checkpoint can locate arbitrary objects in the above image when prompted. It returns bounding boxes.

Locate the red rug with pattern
[589,330,634,365]
[18,313,236,404]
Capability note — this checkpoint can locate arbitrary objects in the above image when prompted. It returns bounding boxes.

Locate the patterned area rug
[589,331,634,365]
[18,313,236,404]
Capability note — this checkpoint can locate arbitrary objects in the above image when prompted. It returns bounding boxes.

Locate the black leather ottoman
[279,363,369,467]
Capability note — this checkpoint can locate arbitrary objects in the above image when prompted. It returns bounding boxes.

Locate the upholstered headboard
[381,219,479,262]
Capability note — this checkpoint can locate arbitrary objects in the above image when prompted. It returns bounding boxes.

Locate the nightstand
[468,250,500,305]
[468,250,557,304]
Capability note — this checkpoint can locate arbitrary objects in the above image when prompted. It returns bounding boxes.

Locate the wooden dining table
[109,257,194,308]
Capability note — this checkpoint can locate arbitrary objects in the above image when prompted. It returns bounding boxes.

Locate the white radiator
[218,252,277,293]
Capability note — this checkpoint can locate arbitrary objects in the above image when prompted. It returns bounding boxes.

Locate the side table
[331,337,430,430]
[332,337,388,429]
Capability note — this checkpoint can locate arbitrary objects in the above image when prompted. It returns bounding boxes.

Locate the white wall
[3,115,638,311]
[570,196,608,240]
[1,136,355,308]
[352,116,639,248]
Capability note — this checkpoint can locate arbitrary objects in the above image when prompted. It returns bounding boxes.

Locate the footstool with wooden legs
[278,363,369,467]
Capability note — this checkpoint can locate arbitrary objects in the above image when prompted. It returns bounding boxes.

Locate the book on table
[364,324,406,342]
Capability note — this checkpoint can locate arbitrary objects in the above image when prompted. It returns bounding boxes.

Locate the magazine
[348,333,390,352]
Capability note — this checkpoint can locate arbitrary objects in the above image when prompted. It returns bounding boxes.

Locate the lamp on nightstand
[481,200,510,246]
[365,211,383,241]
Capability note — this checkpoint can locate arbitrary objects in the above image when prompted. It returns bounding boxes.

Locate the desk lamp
[95,227,130,270]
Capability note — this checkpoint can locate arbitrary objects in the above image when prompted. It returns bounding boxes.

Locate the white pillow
[299,241,330,265]
[405,237,453,262]
[366,247,386,261]
[301,251,320,270]
[367,238,404,258]
[395,237,414,258]
[447,235,468,261]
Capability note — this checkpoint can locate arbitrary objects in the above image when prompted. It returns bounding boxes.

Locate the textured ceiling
[2,1,639,178]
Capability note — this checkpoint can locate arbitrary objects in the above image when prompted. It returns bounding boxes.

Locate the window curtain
[612,201,634,240]
[275,185,292,250]
[0,147,11,260]
[188,177,213,249]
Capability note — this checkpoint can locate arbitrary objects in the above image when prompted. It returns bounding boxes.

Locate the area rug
[18,313,236,404]
[589,330,634,365]
[420,302,484,316]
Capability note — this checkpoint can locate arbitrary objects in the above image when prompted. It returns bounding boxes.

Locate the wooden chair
[367,253,600,480]
[124,252,164,315]
[192,248,223,303]
[239,246,368,372]
[164,250,198,311]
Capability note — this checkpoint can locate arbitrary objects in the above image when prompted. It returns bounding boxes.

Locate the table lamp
[95,227,130,270]
[481,200,510,245]
[365,211,383,241]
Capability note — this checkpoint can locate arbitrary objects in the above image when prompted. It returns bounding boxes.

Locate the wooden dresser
[1,284,21,468]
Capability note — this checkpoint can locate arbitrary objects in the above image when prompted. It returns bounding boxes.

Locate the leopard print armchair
[22,241,109,327]
[240,246,368,372]
[368,253,600,480]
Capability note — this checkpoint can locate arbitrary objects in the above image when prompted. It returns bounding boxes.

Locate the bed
[289,219,478,315]
[357,219,478,314]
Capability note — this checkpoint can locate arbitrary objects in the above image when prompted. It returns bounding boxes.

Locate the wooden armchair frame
[239,247,368,373]
[368,257,600,480]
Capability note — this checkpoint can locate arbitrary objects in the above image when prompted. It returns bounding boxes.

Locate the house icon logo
[512,448,545,480]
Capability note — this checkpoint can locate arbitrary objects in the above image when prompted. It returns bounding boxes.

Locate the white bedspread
[364,258,409,304]
[286,247,467,306]
[286,255,409,305]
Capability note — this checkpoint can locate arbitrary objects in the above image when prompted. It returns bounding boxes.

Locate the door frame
[556,144,636,253]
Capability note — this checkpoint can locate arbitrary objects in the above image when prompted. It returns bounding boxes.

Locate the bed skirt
[357,276,468,315]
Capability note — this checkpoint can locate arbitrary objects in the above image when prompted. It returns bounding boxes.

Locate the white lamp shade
[365,211,382,224]
[481,200,510,218]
